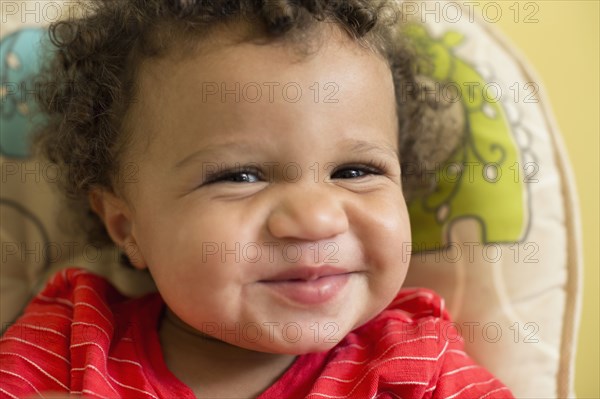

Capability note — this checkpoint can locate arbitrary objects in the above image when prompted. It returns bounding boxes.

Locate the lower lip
[260,274,352,305]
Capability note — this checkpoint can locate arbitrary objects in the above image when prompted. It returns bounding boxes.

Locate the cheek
[360,190,411,259]
[381,202,411,280]
[135,198,232,262]
[354,191,411,296]
[135,207,246,328]
[133,200,258,298]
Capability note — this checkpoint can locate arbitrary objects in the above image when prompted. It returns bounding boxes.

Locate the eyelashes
[202,160,390,186]
[331,159,388,180]
[204,167,264,184]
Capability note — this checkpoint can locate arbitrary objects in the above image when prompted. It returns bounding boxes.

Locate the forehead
[124,25,398,158]
[136,22,391,92]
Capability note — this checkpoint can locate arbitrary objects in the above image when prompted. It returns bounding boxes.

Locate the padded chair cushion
[402,13,581,399]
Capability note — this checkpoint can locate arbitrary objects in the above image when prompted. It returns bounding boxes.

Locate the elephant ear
[0,24,156,334]
[1,28,49,159]
[412,75,464,173]
[403,24,526,249]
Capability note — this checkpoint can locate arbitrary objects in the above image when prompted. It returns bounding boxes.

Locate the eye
[204,168,262,185]
[331,162,386,180]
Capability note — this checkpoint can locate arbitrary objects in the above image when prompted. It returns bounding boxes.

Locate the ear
[89,188,147,270]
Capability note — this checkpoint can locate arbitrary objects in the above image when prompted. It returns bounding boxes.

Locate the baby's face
[114,28,411,354]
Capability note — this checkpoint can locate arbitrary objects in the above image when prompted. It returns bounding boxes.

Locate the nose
[266,186,349,241]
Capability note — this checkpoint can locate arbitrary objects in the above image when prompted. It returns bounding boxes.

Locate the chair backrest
[402,10,582,398]
[0,3,582,398]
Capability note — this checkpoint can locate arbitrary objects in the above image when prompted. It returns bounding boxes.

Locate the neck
[158,308,296,398]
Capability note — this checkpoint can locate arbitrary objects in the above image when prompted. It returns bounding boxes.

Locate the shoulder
[385,287,450,319]
[0,268,116,396]
[1,266,127,343]
[35,267,125,302]
[2,267,126,338]
[0,268,159,396]
[344,287,457,357]
[304,288,514,398]
[352,287,455,342]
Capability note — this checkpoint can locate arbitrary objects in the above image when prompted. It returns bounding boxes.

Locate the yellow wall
[479,1,599,397]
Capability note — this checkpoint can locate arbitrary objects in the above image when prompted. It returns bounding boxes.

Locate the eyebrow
[173,138,399,170]
[173,141,266,170]
[339,139,399,160]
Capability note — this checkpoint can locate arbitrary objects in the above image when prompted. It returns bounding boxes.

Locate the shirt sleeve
[386,288,515,399]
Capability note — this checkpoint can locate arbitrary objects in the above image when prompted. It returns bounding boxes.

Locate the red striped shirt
[0,268,513,398]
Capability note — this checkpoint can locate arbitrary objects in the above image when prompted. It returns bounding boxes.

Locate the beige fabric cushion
[403,9,582,398]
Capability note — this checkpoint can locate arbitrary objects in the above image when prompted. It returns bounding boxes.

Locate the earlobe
[88,188,147,270]
[120,236,147,270]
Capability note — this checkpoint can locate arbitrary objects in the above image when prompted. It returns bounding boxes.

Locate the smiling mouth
[260,265,351,282]
[259,266,353,305]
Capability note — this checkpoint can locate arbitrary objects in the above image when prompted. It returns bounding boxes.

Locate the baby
[1,0,514,398]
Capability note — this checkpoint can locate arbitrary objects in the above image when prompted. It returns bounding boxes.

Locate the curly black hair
[35,0,463,246]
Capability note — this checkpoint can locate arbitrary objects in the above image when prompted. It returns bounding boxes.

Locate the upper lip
[260,266,351,282]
